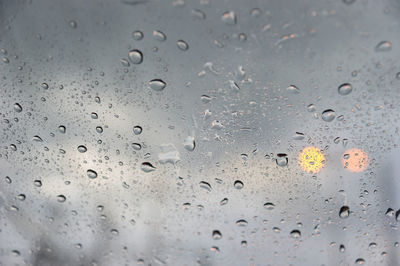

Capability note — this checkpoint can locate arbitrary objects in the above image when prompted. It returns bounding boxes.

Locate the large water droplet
[141,162,156,172]
[128,49,143,64]
[375,41,391,52]
[77,145,87,153]
[148,79,166,91]
[338,83,352,95]
[322,109,335,122]
[133,126,143,135]
[234,180,244,189]
[87,169,98,179]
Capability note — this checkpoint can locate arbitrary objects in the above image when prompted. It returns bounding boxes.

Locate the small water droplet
[287,85,300,94]
[57,195,66,202]
[264,202,275,210]
[221,11,236,25]
[41,83,49,89]
[183,136,195,151]
[69,20,77,28]
[128,49,143,64]
[322,109,335,122]
[32,135,43,142]
[141,162,156,172]
[234,180,244,189]
[385,208,394,217]
[293,132,305,140]
[177,40,189,51]
[339,206,350,218]
[153,30,166,41]
[17,194,26,201]
[91,112,98,119]
[87,169,98,179]
[96,126,103,133]
[58,125,66,134]
[133,126,143,135]
[290,229,301,238]
[120,58,130,67]
[34,180,42,187]
[236,219,248,226]
[132,30,144,40]
[339,244,345,252]
[77,145,87,153]
[375,41,391,52]
[220,198,228,205]
[212,230,222,239]
[338,83,352,95]
[276,153,288,166]
[148,79,166,91]
[355,258,365,265]
[14,103,22,112]
[199,181,212,191]
[132,143,142,150]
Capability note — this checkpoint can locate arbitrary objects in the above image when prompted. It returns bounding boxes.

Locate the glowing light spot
[298,146,326,173]
[341,148,368,172]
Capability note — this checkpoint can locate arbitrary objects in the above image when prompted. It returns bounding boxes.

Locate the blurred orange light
[341,148,368,172]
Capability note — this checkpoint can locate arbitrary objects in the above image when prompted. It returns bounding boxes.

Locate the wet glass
[1,0,400,265]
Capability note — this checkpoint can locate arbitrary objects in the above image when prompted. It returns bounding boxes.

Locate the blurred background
[0,0,400,265]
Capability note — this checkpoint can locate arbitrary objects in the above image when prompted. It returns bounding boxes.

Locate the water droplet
[236,219,248,226]
[307,104,316,112]
[120,58,130,67]
[110,229,119,235]
[14,103,22,113]
[132,143,142,150]
[183,136,195,151]
[276,153,288,166]
[293,132,305,140]
[212,230,222,239]
[339,206,350,218]
[32,135,43,142]
[58,125,66,134]
[132,30,143,40]
[141,162,156,172]
[220,198,228,205]
[290,230,301,238]
[234,180,244,189]
[177,40,189,51]
[41,83,49,89]
[34,180,42,187]
[77,145,87,153]
[221,11,236,25]
[148,79,166,91]
[153,30,166,41]
[17,194,26,201]
[338,83,352,95]
[10,144,17,151]
[133,126,143,135]
[385,208,394,217]
[128,49,143,64]
[199,181,212,191]
[355,258,365,265]
[87,169,98,179]
[57,195,66,202]
[395,209,400,222]
[69,20,77,28]
[287,85,300,94]
[322,109,335,122]
[375,41,391,52]
[264,202,275,210]
[95,96,101,103]
[91,112,98,119]
[339,244,345,252]
[211,120,224,130]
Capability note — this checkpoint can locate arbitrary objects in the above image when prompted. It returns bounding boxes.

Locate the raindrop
[96,126,103,133]
[396,209,400,222]
[148,79,166,91]
[128,49,143,64]
[110,229,119,235]
[220,198,228,205]
[87,169,98,179]
[5,176,11,183]
[183,136,195,151]
[322,109,335,122]
[234,180,244,189]
[236,219,248,226]
[339,244,345,252]
[32,135,43,142]
[212,230,222,239]
[77,145,87,153]
[293,132,305,140]
[339,206,350,218]
[338,83,352,95]
[58,125,66,134]
[221,11,236,25]
[141,162,156,172]
[287,85,300,94]
[355,258,365,265]
[14,103,22,112]
[69,20,77,28]
[91,112,98,119]
[177,40,189,51]
[276,153,288,166]
[17,194,26,201]
[132,143,142,151]
[290,230,301,238]
[375,41,392,52]
[41,83,49,89]
[120,58,130,67]
[264,202,275,210]
[199,181,212,191]
[57,195,66,202]
[385,208,394,217]
[132,30,143,40]
[133,126,143,135]
[153,30,166,41]
[34,180,42,187]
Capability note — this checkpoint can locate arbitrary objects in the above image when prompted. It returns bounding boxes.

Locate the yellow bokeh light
[298,146,326,173]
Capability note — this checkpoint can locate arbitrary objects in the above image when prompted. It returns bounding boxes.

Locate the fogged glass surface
[1,0,400,265]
